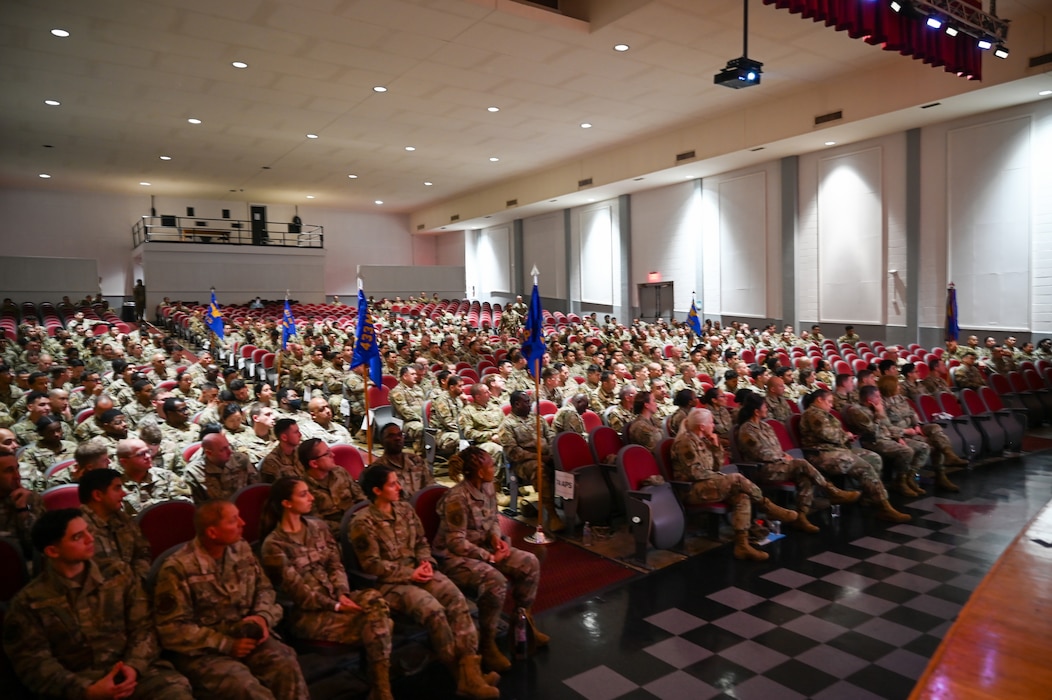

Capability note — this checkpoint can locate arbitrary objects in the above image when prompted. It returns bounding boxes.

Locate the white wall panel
[477,225,512,296]
[948,116,1031,331]
[718,172,767,317]
[571,201,619,307]
[435,231,466,267]
[523,212,566,298]
[817,148,884,324]
[629,181,698,313]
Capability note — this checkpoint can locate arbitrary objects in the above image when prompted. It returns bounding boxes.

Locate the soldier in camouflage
[261,477,394,700]
[434,446,546,674]
[878,376,962,492]
[458,383,505,462]
[183,432,260,504]
[349,464,498,699]
[500,391,563,532]
[551,394,589,436]
[388,365,426,451]
[117,438,191,515]
[78,468,154,580]
[298,437,365,537]
[843,385,929,498]
[154,500,309,699]
[4,509,194,699]
[371,423,435,500]
[798,389,911,523]
[0,446,44,556]
[431,375,466,458]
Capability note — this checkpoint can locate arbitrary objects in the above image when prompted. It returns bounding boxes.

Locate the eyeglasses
[133,449,152,457]
[313,450,332,460]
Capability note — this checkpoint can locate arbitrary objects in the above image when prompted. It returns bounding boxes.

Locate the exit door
[251,205,268,245]
[638,282,674,322]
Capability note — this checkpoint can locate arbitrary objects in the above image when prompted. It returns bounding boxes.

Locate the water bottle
[582,521,593,547]
[830,504,841,519]
[514,607,529,660]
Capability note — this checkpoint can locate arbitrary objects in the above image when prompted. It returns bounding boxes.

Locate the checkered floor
[485,452,1052,700]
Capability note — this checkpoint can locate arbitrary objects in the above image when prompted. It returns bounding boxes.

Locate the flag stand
[523,266,554,545]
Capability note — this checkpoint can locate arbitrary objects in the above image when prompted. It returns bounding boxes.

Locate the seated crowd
[0,296,1045,697]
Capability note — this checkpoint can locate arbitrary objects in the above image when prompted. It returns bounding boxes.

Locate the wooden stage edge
[909,497,1052,700]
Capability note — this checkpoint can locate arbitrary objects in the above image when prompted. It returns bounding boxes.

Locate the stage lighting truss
[901,0,1010,56]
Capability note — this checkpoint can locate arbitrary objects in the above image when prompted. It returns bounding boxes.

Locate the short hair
[35,414,62,433]
[379,422,402,439]
[25,390,48,406]
[139,422,162,445]
[274,418,297,439]
[199,422,223,438]
[399,365,414,377]
[804,388,831,408]
[901,362,916,375]
[297,437,324,468]
[632,391,651,414]
[74,439,108,467]
[360,464,396,502]
[194,500,233,537]
[723,369,737,382]
[877,359,897,374]
[248,402,269,420]
[100,408,123,424]
[163,397,183,414]
[470,383,489,398]
[78,467,123,505]
[132,378,152,393]
[674,388,696,408]
[877,375,900,397]
[859,385,880,403]
[834,373,854,389]
[31,509,84,553]
[509,390,528,405]
[857,369,875,384]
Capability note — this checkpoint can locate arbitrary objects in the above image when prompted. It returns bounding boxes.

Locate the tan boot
[909,470,927,496]
[935,471,960,493]
[457,655,500,699]
[760,498,799,523]
[496,491,512,508]
[368,660,394,700]
[733,529,769,561]
[825,483,861,505]
[542,496,565,533]
[943,449,969,467]
[894,474,918,497]
[875,499,912,523]
[793,509,820,534]
[479,633,511,672]
[524,610,550,648]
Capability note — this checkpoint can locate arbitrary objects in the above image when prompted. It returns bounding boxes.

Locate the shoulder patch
[155,592,178,616]
[354,535,371,552]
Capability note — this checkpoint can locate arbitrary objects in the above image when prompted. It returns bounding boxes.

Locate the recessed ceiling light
[139,182,151,186]
[613,43,629,52]
[405,146,415,151]
[489,157,499,162]
[373,86,387,93]
[580,122,593,129]
[587,198,596,202]
[44,99,60,106]
[232,61,248,69]
[825,141,836,146]
[306,133,319,139]
[39,173,51,179]
[684,175,693,179]
[159,155,172,161]
[424,181,433,186]
[51,29,69,38]
[487,106,500,112]
[306,195,315,199]
[1040,90,1052,96]
[374,200,383,205]
[348,174,358,179]
[187,118,201,124]
[549,199,558,203]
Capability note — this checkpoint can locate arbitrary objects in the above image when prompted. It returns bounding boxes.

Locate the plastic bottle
[582,521,593,547]
[514,607,529,660]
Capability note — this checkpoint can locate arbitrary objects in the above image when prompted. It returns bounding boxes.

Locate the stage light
[994,45,1009,59]
[926,16,942,29]
[890,2,903,13]
[977,38,993,50]
[945,25,959,37]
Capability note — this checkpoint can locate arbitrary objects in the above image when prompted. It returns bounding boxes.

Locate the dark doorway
[638,282,674,322]
[251,205,268,245]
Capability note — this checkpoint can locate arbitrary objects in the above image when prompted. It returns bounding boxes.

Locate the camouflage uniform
[589,386,618,415]
[183,451,259,504]
[300,419,351,446]
[765,394,794,424]
[349,501,478,665]
[842,404,929,477]
[831,391,857,414]
[259,446,304,484]
[236,431,276,466]
[901,378,924,402]
[954,364,985,390]
[434,480,540,638]
[798,406,888,500]
[884,394,955,471]
[671,430,759,530]
[344,372,367,426]
[4,560,193,699]
[430,392,463,456]
[80,505,154,581]
[0,383,23,410]
[921,373,951,396]
[154,538,308,699]
[499,411,552,484]
[20,439,78,490]
[0,490,44,555]
[667,408,690,438]
[300,362,330,397]
[606,405,635,434]
[389,380,425,448]
[371,451,434,500]
[709,404,735,449]
[123,402,156,430]
[305,467,366,537]
[625,415,663,451]
[159,422,200,452]
[551,405,586,436]
[260,518,392,666]
[506,369,534,394]
[121,468,192,515]
[458,402,505,461]
[737,419,831,510]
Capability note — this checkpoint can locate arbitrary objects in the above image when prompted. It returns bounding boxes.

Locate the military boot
[825,483,861,505]
[792,508,820,534]
[524,609,550,647]
[733,530,769,561]
[479,631,511,672]
[943,448,969,467]
[760,498,799,524]
[457,654,500,699]
[894,473,919,497]
[935,471,960,492]
[908,469,927,495]
[875,499,911,523]
[368,659,394,700]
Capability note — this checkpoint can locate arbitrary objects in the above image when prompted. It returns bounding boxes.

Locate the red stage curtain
[763,0,982,80]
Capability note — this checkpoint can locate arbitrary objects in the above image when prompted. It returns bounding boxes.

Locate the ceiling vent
[814,110,843,126]
[676,150,696,162]
[506,199,518,207]
[1030,52,1052,68]
[416,223,425,231]
[578,178,592,188]
[450,214,460,222]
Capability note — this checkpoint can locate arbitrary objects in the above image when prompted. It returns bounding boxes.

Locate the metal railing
[132,216,323,248]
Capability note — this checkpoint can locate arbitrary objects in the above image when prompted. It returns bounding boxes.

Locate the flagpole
[358,278,374,463]
[524,266,554,545]
[208,287,218,355]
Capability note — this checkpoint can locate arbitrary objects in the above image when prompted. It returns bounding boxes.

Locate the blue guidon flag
[351,288,382,386]
[946,283,959,342]
[521,283,545,378]
[206,290,224,340]
[281,299,297,349]
[687,298,702,336]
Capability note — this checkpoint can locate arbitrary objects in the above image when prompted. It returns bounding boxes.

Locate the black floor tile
[926,583,973,605]
[749,627,820,657]
[880,605,945,633]
[844,560,900,581]
[765,658,839,696]
[903,633,945,658]
[785,559,839,579]
[888,544,938,562]
[743,600,804,625]
[846,664,918,699]
[683,655,756,691]
[907,563,959,583]
[864,581,919,604]
[681,624,747,653]
[811,603,874,629]
[826,630,897,662]
[798,579,851,602]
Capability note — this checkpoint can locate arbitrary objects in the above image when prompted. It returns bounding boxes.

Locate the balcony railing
[132,216,323,248]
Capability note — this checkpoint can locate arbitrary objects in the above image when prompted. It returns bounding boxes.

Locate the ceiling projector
[714,57,763,89]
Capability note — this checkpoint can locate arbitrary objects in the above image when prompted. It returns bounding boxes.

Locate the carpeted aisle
[499,516,639,613]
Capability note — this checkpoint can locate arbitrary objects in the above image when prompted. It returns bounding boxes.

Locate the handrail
[131,216,323,248]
